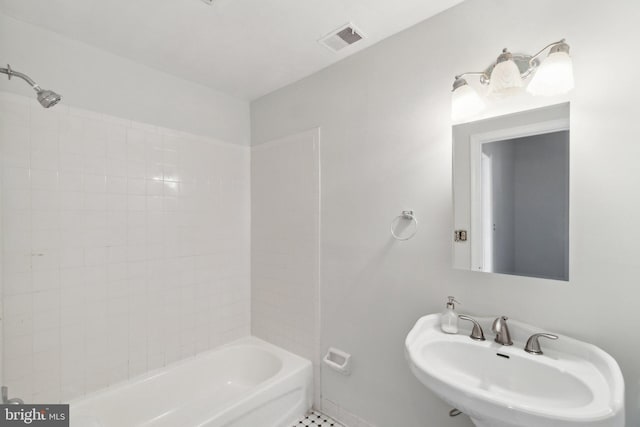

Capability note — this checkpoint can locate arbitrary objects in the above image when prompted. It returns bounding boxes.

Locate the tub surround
[251,129,321,407]
[0,91,251,403]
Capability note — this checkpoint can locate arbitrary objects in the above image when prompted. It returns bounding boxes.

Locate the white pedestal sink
[405,314,625,427]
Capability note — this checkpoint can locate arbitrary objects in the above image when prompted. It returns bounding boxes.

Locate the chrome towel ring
[390,210,418,241]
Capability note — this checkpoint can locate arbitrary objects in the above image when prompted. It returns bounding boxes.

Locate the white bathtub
[70,337,313,427]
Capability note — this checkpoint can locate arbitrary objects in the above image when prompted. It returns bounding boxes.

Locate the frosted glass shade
[489,59,523,96]
[527,51,574,96]
[452,84,485,121]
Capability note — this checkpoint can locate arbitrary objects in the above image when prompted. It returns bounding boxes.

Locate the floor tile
[294,410,344,427]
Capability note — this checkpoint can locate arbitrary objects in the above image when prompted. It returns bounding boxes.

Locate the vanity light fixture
[451,77,486,121]
[527,42,574,96]
[489,49,524,96]
[452,39,574,120]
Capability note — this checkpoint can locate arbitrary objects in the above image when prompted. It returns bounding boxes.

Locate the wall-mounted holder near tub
[323,348,352,375]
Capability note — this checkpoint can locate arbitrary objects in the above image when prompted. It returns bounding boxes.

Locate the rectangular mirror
[453,103,570,281]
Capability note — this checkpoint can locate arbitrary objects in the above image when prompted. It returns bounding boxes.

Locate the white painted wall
[0,91,250,403]
[251,129,321,407]
[251,0,640,425]
[0,13,250,146]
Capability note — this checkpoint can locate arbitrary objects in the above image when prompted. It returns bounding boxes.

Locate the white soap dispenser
[441,296,460,334]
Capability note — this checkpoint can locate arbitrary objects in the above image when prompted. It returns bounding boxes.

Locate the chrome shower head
[1,64,62,108]
[37,89,62,108]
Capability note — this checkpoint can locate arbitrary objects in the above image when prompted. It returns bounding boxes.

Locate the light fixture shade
[489,59,523,96]
[527,51,574,96]
[452,83,485,121]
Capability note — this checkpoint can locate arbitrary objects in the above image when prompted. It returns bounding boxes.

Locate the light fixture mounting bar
[454,71,487,80]
[529,39,568,65]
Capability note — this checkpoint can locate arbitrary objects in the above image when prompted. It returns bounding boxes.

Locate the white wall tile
[1,92,250,403]
[3,167,30,190]
[5,189,30,210]
[31,151,58,171]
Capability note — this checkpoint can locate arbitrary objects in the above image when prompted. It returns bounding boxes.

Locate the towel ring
[390,210,418,241]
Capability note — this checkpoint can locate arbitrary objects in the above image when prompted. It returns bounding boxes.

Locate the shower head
[0,64,62,108]
[36,89,62,108]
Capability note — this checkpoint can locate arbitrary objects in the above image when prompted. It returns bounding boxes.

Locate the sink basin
[405,314,625,427]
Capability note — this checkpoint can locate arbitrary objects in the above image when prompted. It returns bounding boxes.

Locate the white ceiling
[0,0,463,100]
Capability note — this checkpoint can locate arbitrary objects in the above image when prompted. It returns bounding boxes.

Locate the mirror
[452,103,570,281]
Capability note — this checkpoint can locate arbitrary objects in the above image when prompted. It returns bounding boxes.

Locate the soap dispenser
[441,296,460,334]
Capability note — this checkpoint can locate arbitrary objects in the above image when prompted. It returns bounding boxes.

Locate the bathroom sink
[405,314,625,427]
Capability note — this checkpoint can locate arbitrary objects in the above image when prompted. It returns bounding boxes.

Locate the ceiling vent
[319,23,365,52]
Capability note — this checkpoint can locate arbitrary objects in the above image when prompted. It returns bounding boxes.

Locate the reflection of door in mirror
[481,151,494,273]
[479,132,569,280]
[452,102,570,282]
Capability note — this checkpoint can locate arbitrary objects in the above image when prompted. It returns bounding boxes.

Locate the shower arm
[0,64,43,92]
[0,63,61,108]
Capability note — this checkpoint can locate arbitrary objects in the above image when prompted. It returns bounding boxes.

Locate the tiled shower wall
[251,129,320,406]
[0,92,250,403]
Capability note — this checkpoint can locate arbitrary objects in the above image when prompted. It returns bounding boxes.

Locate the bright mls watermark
[0,405,69,426]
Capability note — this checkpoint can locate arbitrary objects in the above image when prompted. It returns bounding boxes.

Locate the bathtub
[70,337,313,427]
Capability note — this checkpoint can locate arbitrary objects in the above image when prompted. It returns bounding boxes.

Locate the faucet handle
[524,333,558,355]
[458,315,485,341]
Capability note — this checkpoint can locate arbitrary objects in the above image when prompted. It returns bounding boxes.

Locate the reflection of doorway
[476,130,569,280]
[481,152,493,273]
[456,103,570,281]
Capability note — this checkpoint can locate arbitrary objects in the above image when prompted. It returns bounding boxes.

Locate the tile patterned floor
[294,410,344,426]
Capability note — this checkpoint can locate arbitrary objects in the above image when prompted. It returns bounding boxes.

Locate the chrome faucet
[2,386,23,405]
[491,316,513,346]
